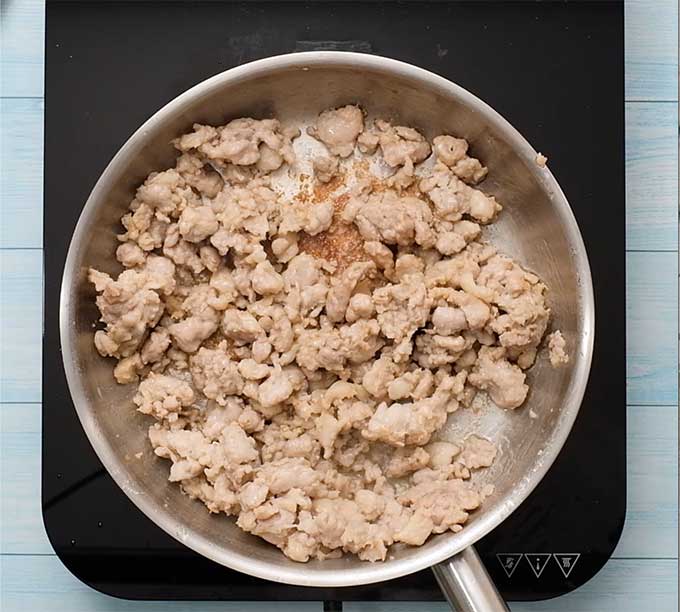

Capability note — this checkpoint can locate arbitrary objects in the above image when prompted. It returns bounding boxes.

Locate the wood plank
[7,249,675,406]
[508,559,676,611]
[626,252,678,405]
[1,99,677,253]
[509,558,678,612]
[0,556,675,612]
[614,405,679,559]
[0,98,44,249]
[1,401,677,559]
[2,99,675,251]
[625,0,679,101]
[0,403,51,555]
[0,250,42,403]
[0,0,45,98]
[626,102,679,252]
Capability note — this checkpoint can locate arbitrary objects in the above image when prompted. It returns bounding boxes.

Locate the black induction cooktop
[43,0,625,605]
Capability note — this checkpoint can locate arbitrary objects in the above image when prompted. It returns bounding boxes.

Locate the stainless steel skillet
[60,52,594,611]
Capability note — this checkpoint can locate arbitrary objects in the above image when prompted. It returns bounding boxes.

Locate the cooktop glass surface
[44,0,625,603]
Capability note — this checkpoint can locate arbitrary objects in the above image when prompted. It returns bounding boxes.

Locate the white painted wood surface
[0,250,42,403]
[0,98,43,249]
[625,102,679,252]
[626,252,679,405]
[0,0,45,98]
[624,0,678,101]
[1,0,677,610]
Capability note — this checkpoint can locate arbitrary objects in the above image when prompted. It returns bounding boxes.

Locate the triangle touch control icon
[553,553,581,578]
[496,553,523,578]
[525,553,551,578]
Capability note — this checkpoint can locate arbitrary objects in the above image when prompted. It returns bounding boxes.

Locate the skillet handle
[432,546,509,612]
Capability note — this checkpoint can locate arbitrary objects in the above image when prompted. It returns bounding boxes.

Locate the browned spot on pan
[299,190,368,272]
